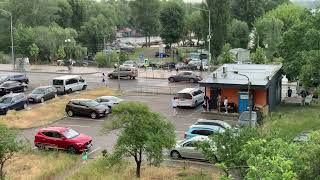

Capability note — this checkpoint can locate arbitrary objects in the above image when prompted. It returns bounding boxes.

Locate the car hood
[93,104,108,111]
[70,133,92,144]
[0,103,10,109]
[28,93,43,99]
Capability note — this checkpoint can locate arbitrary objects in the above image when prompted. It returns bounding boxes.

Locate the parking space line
[88,147,101,155]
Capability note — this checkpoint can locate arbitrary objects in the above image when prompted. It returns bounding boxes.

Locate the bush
[0,52,11,64]
[94,51,128,68]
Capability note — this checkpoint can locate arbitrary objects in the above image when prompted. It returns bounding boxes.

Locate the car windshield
[107,96,120,101]
[240,112,257,121]
[53,79,63,85]
[0,97,12,104]
[84,100,99,107]
[63,129,80,139]
[32,88,45,94]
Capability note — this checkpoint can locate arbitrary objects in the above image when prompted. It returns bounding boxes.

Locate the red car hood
[70,134,92,144]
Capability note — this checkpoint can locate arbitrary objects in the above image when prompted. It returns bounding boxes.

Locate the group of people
[202,95,230,113]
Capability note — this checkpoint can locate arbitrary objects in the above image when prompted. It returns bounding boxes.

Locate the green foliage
[105,102,176,178]
[299,50,320,87]
[231,0,265,27]
[204,0,231,57]
[227,19,249,48]
[14,24,36,56]
[29,43,40,63]
[160,1,185,46]
[217,43,234,64]
[67,0,90,30]
[0,124,21,179]
[0,52,11,64]
[255,17,284,58]
[251,47,267,64]
[94,51,108,68]
[56,46,66,60]
[185,11,205,42]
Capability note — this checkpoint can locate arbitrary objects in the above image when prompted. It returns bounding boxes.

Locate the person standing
[102,73,107,87]
[287,87,292,97]
[171,97,178,116]
[217,94,221,112]
[224,97,228,114]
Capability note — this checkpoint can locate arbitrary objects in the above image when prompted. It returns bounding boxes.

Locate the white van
[176,88,204,108]
[53,75,87,94]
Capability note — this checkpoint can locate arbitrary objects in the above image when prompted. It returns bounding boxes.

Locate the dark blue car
[0,74,29,85]
[0,93,28,115]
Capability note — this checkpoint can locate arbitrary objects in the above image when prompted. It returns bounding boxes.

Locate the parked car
[168,71,202,83]
[108,67,138,79]
[184,124,225,139]
[53,75,87,94]
[28,86,57,103]
[34,126,92,153]
[0,93,28,115]
[155,52,170,58]
[159,62,176,69]
[0,81,27,96]
[175,88,204,108]
[170,136,214,160]
[194,119,232,129]
[95,96,124,107]
[0,74,29,85]
[65,99,111,119]
[238,111,262,126]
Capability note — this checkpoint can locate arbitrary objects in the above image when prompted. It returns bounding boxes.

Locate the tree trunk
[145,36,147,48]
[148,36,151,47]
[136,160,141,178]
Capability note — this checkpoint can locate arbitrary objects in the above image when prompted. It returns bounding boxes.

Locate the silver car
[170,136,210,160]
[194,119,232,130]
[95,96,124,108]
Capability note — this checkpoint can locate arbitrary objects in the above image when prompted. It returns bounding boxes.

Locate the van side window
[66,78,78,85]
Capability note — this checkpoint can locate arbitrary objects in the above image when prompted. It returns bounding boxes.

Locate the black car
[28,86,57,103]
[0,74,29,84]
[0,93,28,115]
[168,72,202,83]
[65,99,111,119]
[0,81,28,96]
[159,62,176,69]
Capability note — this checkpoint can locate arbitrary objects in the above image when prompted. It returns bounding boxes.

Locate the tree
[105,102,175,178]
[130,0,161,47]
[227,19,249,48]
[263,0,289,12]
[218,43,234,64]
[255,17,284,58]
[56,45,66,60]
[230,0,265,27]
[14,24,36,57]
[68,0,90,30]
[29,43,39,63]
[299,50,320,87]
[204,0,231,57]
[188,10,206,45]
[160,1,185,46]
[56,0,73,28]
[251,47,267,64]
[0,124,21,180]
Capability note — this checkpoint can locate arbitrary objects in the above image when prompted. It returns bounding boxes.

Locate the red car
[34,127,92,153]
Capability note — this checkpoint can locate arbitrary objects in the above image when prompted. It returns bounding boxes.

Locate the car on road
[53,75,87,94]
[66,99,111,119]
[34,126,93,153]
[159,62,176,69]
[184,124,225,139]
[176,88,204,108]
[168,71,202,83]
[28,86,57,103]
[0,74,29,85]
[0,81,27,96]
[108,67,138,79]
[95,96,124,108]
[170,136,214,160]
[0,93,28,115]
[194,119,232,130]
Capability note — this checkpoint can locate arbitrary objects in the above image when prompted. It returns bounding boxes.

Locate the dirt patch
[0,87,113,129]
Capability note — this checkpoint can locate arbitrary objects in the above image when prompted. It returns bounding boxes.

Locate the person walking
[224,97,229,114]
[171,97,178,116]
[287,87,292,97]
[102,73,107,87]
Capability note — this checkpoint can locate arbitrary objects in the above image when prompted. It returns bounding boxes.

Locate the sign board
[240,94,249,100]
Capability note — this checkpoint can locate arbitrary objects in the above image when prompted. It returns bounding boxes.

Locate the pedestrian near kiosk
[224,97,229,114]
[171,97,178,116]
[287,87,292,97]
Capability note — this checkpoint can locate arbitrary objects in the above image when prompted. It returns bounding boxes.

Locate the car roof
[178,88,199,94]
[188,124,223,130]
[40,126,69,132]
[98,96,118,99]
[70,98,91,102]
[53,75,81,80]
[2,93,23,98]
[196,119,230,125]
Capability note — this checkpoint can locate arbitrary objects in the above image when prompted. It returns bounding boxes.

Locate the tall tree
[68,0,90,30]
[230,0,265,27]
[160,1,185,47]
[130,0,161,46]
[227,19,249,48]
[204,0,231,57]
[105,102,175,178]
[56,0,73,28]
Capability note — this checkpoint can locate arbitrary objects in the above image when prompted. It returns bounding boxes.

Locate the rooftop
[200,64,282,86]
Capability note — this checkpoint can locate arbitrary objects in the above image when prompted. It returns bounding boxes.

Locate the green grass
[262,103,320,139]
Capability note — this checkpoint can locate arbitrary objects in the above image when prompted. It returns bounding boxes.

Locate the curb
[0,69,99,75]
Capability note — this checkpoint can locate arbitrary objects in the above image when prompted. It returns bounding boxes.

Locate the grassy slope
[6,151,78,180]
[262,103,320,139]
[67,158,219,180]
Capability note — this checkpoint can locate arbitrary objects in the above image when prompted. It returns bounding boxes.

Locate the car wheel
[67,110,74,117]
[67,89,72,94]
[169,77,175,83]
[170,150,181,160]
[91,112,97,119]
[194,100,198,107]
[40,97,45,103]
[67,146,77,154]
[54,93,58,98]
[132,76,136,80]
[189,78,195,83]
[82,85,87,90]
[23,103,28,109]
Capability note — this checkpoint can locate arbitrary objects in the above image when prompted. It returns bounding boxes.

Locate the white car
[194,119,232,130]
[176,88,204,108]
[53,75,87,94]
[95,96,123,108]
[170,136,214,160]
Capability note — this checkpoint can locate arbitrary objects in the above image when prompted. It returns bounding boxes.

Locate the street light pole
[234,71,252,126]
[0,9,14,70]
